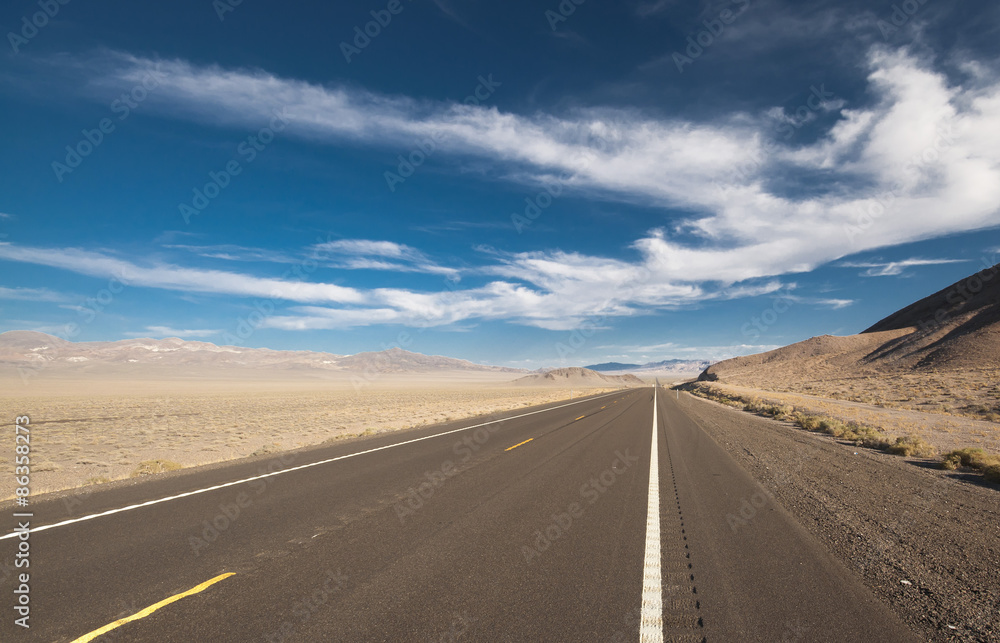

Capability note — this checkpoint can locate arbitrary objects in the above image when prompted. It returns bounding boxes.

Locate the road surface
[1,388,918,642]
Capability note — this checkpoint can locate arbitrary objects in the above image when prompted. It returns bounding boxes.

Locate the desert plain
[0,371,631,500]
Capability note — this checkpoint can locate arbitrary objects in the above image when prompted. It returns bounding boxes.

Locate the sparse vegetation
[250,443,282,457]
[885,435,937,458]
[941,448,1000,483]
[130,460,183,477]
[688,385,940,461]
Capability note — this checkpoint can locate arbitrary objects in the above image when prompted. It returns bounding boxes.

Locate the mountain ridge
[0,331,525,374]
[700,263,1000,384]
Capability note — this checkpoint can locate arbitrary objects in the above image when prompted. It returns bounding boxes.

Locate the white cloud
[313,239,459,277]
[129,326,220,338]
[8,47,1000,332]
[165,244,297,263]
[0,243,365,305]
[839,257,966,277]
[87,48,1000,287]
[0,286,66,302]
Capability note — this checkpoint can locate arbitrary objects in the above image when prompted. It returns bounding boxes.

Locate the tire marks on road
[659,400,705,643]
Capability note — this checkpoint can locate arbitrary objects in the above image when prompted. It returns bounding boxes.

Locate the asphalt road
[1,387,919,642]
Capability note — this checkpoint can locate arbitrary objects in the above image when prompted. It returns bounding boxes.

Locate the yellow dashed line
[505,438,534,452]
[71,573,235,643]
[574,415,586,421]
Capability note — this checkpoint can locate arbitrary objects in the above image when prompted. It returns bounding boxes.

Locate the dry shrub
[130,459,183,477]
[886,435,937,458]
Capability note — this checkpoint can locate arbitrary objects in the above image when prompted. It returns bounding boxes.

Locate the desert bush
[943,448,995,469]
[251,443,282,457]
[130,460,183,477]
[886,435,936,458]
[795,413,823,431]
[940,448,1000,482]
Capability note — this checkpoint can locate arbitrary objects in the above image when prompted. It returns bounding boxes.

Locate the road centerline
[504,438,534,452]
[69,572,235,643]
[640,387,663,642]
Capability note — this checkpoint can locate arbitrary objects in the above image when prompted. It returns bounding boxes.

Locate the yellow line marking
[71,573,235,643]
[574,415,586,421]
[505,438,534,452]
[601,405,607,409]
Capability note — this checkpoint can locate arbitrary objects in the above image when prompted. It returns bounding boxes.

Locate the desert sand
[0,372,619,500]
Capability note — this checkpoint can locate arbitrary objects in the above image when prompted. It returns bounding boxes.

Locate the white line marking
[640,387,663,642]
[1,390,628,541]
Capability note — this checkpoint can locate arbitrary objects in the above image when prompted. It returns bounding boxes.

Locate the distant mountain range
[0,331,524,375]
[584,359,712,374]
[513,367,645,387]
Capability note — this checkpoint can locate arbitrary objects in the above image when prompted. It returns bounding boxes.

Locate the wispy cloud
[127,325,220,338]
[0,242,364,305]
[313,239,460,277]
[165,244,297,264]
[77,46,1000,290]
[7,46,1000,332]
[596,342,784,362]
[839,257,966,277]
[0,286,67,303]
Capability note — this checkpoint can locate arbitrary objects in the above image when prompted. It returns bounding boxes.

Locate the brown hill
[0,331,524,376]
[512,367,645,388]
[700,263,1000,387]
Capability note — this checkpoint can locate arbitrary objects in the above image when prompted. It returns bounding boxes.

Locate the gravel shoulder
[677,390,1000,643]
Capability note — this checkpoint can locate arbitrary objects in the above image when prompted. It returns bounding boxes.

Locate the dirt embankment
[678,391,1000,642]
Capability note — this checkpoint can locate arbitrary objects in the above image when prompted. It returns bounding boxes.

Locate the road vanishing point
[1,387,918,642]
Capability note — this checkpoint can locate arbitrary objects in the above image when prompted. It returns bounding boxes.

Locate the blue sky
[1,0,998,368]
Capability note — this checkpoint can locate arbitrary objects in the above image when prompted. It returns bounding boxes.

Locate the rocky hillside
[700,263,1000,386]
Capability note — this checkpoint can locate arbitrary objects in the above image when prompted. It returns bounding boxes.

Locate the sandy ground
[0,373,619,499]
[696,382,1000,456]
[717,367,1000,423]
